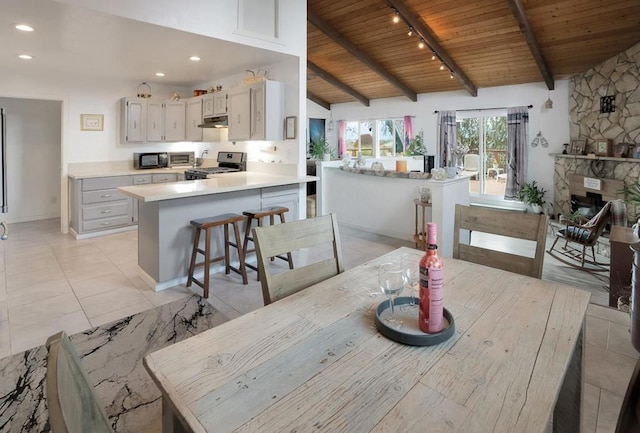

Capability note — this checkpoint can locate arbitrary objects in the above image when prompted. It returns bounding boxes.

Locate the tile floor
[0,218,636,432]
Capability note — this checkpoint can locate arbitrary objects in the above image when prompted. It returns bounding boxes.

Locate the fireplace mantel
[550,153,639,163]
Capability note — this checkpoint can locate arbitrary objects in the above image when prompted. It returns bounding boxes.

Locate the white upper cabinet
[213,92,228,116]
[228,86,252,141]
[186,97,203,142]
[121,98,147,143]
[164,101,186,141]
[227,81,283,141]
[147,101,165,142]
[202,94,215,118]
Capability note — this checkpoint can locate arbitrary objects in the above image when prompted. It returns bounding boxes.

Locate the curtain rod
[433,105,533,114]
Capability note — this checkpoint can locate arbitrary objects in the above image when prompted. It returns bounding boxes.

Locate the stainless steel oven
[184,152,247,180]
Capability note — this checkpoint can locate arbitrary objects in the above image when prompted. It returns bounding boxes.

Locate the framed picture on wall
[614,143,627,158]
[595,139,612,157]
[570,139,586,155]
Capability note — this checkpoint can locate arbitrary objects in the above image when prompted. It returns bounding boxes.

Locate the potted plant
[405,131,426,156]
[308,137,333,160]
[518,181,546,214]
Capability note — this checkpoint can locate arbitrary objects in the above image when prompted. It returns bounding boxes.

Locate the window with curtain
[342,118,405,158]
[456,110,507,197]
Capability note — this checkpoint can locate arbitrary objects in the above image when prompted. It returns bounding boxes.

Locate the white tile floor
[0,218,636,432]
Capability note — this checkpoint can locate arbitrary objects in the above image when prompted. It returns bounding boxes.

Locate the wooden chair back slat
[453,204,548,279]
[46,331,114,433]
[253,213,344,305]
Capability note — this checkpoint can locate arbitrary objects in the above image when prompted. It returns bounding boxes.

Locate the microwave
[168,151,195,167]
[133,152,168,169]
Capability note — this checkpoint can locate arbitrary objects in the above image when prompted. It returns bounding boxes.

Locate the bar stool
[242,206,294,279]
[187,213,248,298]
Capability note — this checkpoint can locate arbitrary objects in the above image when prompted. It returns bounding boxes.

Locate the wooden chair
[547,200,626,271]
[252,213,344,305]
[616,356,640,433]
[453,204,548,278]
[46,331,114,433]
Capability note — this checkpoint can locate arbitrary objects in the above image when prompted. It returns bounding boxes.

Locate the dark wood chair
[547,200,626,271]
[616,356,640,433]
[453,204,548,278]
[46,331,114,433]
[252,213,344,305]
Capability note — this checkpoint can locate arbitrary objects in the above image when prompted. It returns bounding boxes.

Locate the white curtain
[437,111,456,167]
[505,106,529,200]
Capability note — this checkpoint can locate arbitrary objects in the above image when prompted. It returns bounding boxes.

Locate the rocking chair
[547,199,627,271]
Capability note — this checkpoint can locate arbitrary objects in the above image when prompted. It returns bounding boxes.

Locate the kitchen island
[118,172,316,291]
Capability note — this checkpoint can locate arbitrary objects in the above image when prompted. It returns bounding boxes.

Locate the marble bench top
[0,294,228,433]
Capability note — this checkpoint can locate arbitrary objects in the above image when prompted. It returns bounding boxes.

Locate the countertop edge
[119,174,317,202]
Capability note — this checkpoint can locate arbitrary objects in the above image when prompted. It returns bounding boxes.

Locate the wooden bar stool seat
[187,213,248,298]
[242,206,294,279]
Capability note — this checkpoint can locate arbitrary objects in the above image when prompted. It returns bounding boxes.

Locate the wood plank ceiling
[307,0,640,108]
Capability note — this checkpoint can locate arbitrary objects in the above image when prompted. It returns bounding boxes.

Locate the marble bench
[0,293,228,433]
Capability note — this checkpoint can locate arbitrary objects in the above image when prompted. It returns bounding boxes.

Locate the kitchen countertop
[118,172,317,202]
[67,164,202,179]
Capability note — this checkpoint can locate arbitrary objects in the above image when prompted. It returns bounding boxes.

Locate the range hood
[198,115,228,128]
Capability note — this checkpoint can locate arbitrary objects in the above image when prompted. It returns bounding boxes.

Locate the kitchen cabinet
[147,101,165,142]
[186,97,203,141]
[120,98,147,143]
[227,81,283,141]
[202,94,214,117]
[152,173,179,183]
[213,92,228,116]
[121,97,186,143]
[164,100,186,141]
[69,175,134,237]
[261,185,299,222]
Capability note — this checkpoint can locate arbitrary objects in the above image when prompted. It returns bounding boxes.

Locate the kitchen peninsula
[118,172,316,291]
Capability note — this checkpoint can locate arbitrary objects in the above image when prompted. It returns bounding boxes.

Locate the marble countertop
[67,160,203,179]
[119,172,317,202]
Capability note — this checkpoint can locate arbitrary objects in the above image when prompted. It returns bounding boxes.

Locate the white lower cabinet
[70,176,134,236]
[261,185,299,222]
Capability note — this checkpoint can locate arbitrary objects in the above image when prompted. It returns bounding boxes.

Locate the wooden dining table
[144,247,590,433]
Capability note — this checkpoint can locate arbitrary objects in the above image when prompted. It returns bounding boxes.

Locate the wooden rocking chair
[547,199,626,271]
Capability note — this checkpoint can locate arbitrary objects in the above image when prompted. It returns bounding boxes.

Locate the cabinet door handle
[174,122,177,129]
[101,222,111,226]
[101,210,111,214]
[100,194,111,198]
[136,179,145,183]
[134,121,137,129]
[153,121,156,129]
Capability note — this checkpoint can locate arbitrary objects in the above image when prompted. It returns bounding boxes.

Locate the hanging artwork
[530,131,549,148]
[308,118,326,143]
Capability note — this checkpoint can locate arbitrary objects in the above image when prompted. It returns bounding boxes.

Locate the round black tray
[374,296,455,346]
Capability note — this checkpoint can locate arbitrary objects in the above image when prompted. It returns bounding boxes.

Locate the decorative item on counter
[450,142,470,167]
[562,143,569,154]
[170,92,180,101]
[371,161,384,171]
[192,89,207,96]
[243,69,267,84]
[431,168,446,180]
[395,158,408,172]
[419,186,431,204]
[136,82,152,98]
[444,167,458,178]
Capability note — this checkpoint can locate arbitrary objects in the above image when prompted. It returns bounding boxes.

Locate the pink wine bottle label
[427,267,444,333]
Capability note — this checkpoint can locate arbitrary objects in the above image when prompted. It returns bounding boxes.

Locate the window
[456,111,507,197]
[343,118,405,158]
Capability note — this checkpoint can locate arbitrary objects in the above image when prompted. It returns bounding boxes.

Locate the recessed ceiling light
[155,72,165,77]
[15,24,34,32]
[18,54,33,60]
[189,56,201,61]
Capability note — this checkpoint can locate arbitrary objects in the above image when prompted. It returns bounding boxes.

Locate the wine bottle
[419,222,444,333]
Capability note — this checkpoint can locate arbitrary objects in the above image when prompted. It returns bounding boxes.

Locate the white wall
[320,80,570,205]
[1,98,61,223]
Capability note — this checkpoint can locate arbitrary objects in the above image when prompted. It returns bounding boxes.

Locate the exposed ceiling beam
[508,0,554,90]
[307,10,417,102]
[307,92,331,110]
[307,61,370,107]
[384,0,477,97]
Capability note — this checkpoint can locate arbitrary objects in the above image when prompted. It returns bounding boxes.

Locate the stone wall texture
[570,42,640,151]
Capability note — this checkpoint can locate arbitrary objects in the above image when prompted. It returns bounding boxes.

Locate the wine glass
[378,262,405,327]
[400,254,419,313]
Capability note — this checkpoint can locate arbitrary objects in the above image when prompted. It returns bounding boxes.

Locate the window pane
[360,121,373,157]
[345,121,359,157]
[394,120,404,154]
[378,120,394,156]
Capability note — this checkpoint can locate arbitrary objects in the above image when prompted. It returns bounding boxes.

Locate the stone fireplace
[553,154,638,225]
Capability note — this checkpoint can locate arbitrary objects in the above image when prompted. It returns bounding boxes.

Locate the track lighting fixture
[418,41,425,49]
[407,27,413,36]
[440,62,445,71]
